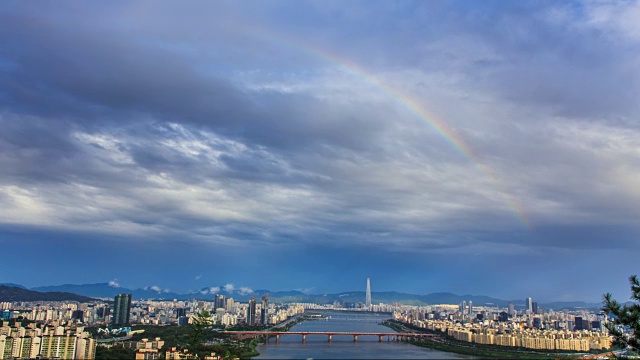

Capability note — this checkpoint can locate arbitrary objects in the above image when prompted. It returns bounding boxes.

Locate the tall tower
[365,278,372,308]
[261,295,268,325]
[247,297,256,325]
[112,294,132,326]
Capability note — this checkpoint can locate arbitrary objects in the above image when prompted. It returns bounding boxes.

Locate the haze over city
[1,1,639,303]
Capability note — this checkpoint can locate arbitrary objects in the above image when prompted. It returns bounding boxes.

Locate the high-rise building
[175,308,186,318]
[365,278,372,308]
[499,311,509,322]
[225,298,235,313]
[113,294,132,326]
[591,320,602,332]
[71,310,84,322]
[261,295,268,325]
[526,297,533,313]
[215,295,226,311]
[532,301,538,314]
[508,303,515,316]
[247,298,256,325]
[533,317,542,328]
[468,301,473,315]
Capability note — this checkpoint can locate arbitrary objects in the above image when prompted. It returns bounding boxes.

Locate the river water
[254,311,474,359]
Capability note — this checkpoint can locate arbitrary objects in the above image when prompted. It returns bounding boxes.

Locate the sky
[1,0,639,303]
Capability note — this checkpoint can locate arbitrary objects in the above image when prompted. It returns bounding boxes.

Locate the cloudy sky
[1,1,639,302]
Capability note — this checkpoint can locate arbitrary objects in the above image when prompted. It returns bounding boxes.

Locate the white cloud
[209,287,220,294]
[581,1,640,41]
[223,283,235,293]
[238,287,253,295]
[108,279,120,288]
[295,287,315,294]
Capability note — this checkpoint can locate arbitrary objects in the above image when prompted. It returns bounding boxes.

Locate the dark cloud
[1,1,640,299]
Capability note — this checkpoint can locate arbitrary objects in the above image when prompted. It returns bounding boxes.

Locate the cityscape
[0,277,628,359]
[2,0,640,359]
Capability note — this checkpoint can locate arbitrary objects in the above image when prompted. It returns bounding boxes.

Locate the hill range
[0,285,96,303]
[0,283,602,309]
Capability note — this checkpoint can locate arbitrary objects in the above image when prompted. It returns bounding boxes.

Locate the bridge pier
[220,331,424,345]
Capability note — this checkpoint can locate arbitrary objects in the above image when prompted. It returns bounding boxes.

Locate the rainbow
[231,26,532,229]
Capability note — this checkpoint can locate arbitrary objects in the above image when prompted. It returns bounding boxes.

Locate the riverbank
[268,313,327,333]
[381,320,578,360]
[239,339,260,359]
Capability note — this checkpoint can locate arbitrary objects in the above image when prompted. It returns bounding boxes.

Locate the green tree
[189,308,213,351]
[95,346,136,360]
[603,275,640,349]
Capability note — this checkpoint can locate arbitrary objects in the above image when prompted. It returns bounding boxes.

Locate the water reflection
[254,310,474,359]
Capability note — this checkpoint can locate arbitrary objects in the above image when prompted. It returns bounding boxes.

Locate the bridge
[220,331,435,343]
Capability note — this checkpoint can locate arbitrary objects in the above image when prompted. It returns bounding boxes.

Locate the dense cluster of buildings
[0,285,616,358]
[2,293,304,329]
[173,295,304,327]
[393,297,613,352]
[128,337,164,360]
[0,324,96,360]
[0,293,306,359]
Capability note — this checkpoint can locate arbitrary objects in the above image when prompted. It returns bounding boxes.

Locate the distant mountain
[26,283,602,309]
[418,292,509,307]
[260,291,510,307]
[0,286,96,302]
[33,283,183,300]
[0,283,27,289]
[34,283,124,298]
[542,301,602,310]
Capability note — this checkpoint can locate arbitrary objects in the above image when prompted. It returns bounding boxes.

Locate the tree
[603,275,640,349]
[189,308,213,350]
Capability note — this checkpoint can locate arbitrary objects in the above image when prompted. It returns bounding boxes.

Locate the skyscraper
[261,295,268,325]
[113,294,132,326]
[215,294,226,310]
[225,298,235,313]
[247,298,256,325]
[365,278,372,308]
[176,308,186,318]
[526,297,533,313]
[468,300,473,315]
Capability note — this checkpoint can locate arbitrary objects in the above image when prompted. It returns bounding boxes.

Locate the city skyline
[0,280,605,307]
[1,1,640,302]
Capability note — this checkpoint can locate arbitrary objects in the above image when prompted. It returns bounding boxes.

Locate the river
[254,310,475,359]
